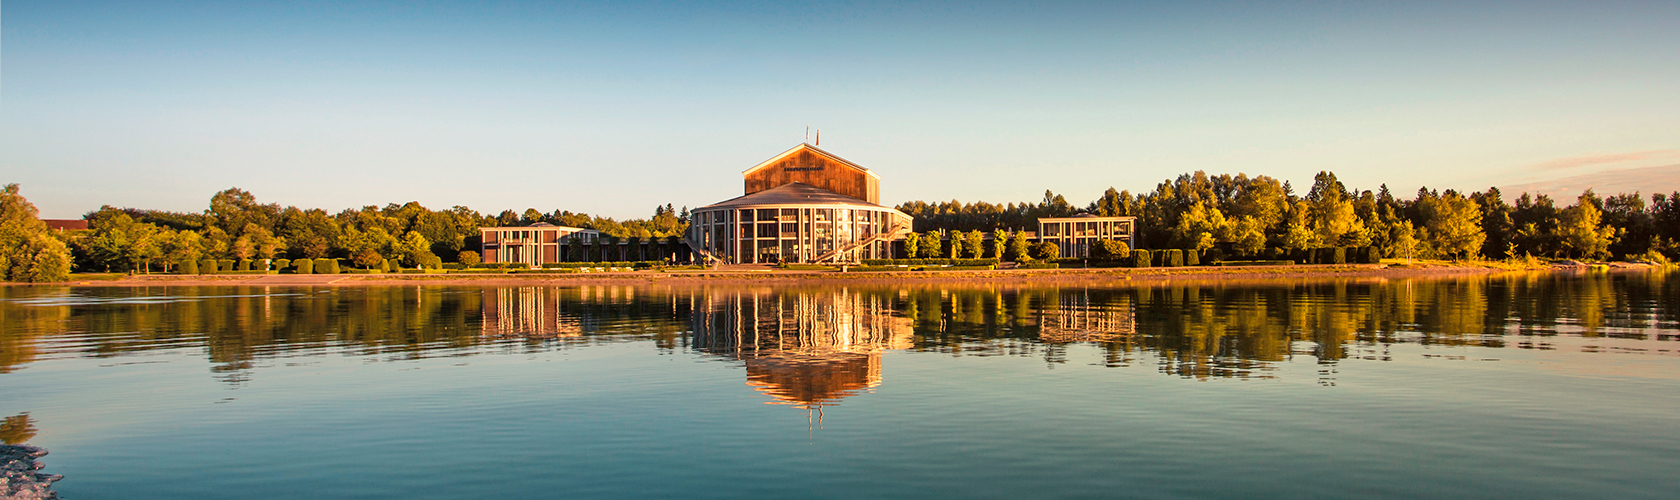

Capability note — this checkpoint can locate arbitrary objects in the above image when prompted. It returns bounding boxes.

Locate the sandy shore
[21,262,1587,288]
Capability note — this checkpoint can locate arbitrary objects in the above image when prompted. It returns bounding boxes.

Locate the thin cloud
[1528,150,1680,171]
[1503,163,1680,201]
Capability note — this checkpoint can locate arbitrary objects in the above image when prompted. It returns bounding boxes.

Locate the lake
[2,270,1677,498]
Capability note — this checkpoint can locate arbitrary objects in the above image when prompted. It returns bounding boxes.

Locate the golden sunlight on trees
[0,184,72,282]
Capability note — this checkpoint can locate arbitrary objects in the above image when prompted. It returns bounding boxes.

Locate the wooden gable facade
[743,144,879,204]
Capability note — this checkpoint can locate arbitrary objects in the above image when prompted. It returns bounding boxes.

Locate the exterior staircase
[682,236,723,266]
[812,223,912,264]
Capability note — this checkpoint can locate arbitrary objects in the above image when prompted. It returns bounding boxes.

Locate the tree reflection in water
[0,269,1673,397]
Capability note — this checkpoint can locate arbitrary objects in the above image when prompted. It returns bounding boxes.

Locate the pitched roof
[741,143,879,179]
[699,182,892,209]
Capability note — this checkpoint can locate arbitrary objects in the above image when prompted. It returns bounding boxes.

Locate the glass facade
[688,204,912,264]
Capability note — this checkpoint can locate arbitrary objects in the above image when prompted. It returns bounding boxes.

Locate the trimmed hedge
[198,258,217,274]
[539,261,662,269]
[1131,249,1151,268]
[1164,249,1184,267]
[237,259,252,271]
[218,259,235,273]
[318,259,341,274]
[1017,263,1060,269]
[295,258,314,274]
[180,260,199,275]
[848,266,901,272]
[273,258,291,271]
[1360,246,1382,264]
[860,258,999,267]
[1215,260,1296,266]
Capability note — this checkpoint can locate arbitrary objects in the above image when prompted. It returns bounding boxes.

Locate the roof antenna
[805,126,809,144]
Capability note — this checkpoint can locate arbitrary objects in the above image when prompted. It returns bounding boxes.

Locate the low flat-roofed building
[1038,214,1137,259]
[480,223,599,266]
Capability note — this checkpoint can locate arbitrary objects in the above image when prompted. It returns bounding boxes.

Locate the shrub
[237,259,252,271]
[273,258,291,271]
[1164,249,1184,267]
[457,250,481,266]
[1131,249,1151,268]
[295,258,314,274]
[1331,247,1347,265]
[1029,241,1060,260]
[197,258,216,274]
[1017,263,1059,269]
[322,259,343,274]
[1362,246,1382,264]
[1093,240,1131,261]
[1184,249,1199,266]
[218,259,235,272]
[179,259,199,275]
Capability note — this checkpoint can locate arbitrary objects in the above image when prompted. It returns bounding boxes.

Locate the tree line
[898,171,1680,262]
[0,185,693,279]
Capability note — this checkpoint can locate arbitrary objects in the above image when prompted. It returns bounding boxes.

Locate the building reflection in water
[690,288,913,409]
[1035,290,1136,344]
[480,287,585,338]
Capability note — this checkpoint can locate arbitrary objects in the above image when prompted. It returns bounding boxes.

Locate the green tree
[0,185,72,282]
[902,233,920,259]
[919,231,943,258]
[964,230,984,259]
[458,250,481,266]
[399,231,433,266]
[1418,192,1485,260]
[990,230,1008,259]
[1558,192,1614,259]
[1009,232,1032,262]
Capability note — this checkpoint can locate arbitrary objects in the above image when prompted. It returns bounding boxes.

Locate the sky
[3,0,1678,219]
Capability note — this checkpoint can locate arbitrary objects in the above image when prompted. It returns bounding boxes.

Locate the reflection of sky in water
[1,271,1677,498]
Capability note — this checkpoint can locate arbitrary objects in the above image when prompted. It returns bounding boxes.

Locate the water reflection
[1,269,1675,394]
[689,288,913,408]
[0,414,36,445]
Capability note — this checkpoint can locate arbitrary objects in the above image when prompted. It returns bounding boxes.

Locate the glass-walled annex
[689,203,911,264]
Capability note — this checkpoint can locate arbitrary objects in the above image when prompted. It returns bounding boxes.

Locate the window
[782,222,798,234]
[757,223,779,238]
[740,210,754,222]
[758,209,778,221]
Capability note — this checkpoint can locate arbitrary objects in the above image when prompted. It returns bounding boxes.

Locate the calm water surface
[2,271,1678,498]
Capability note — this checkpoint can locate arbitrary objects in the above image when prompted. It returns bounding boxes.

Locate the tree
[964,230,984,259]
[902,233,919,259]
[1282,201,1320,251]
[352,248,384,269]
[990,230,1009,259]
[1030,241,1060,260]
[1171,201,1225,251]
[1417,191,1485,260]
[458,250,481,266]
[947,231,963,259]
[0,185,72,282]
[1009,232,1032,262]
[399,231,433,266]
[918,231,942,258]
[1558,192,1614,259]
[1093,240,1131,260]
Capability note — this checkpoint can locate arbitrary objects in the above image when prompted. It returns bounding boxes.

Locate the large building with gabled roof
[687,144,912,264]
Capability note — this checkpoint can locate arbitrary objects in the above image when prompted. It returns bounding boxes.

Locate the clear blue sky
[4,0,1677,219]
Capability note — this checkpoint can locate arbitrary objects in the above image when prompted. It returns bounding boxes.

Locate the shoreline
[16,262,1656,288]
